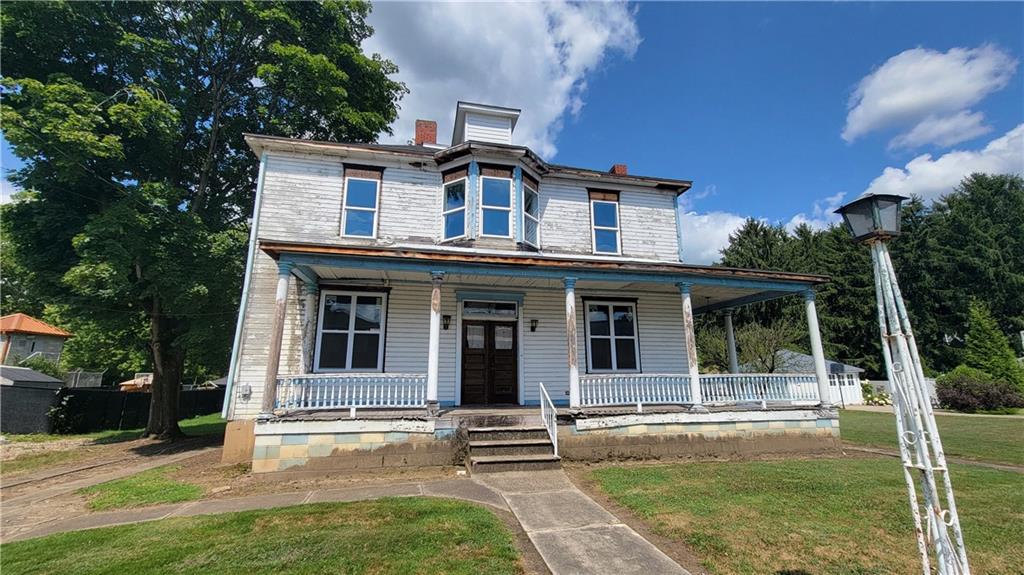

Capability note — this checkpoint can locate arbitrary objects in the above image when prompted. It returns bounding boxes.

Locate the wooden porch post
[804,289,832,407]
[724,309,739,374]
[259,260,294,419]
[426,271,444,413]
[564,277,581,408]
[678,282,704,409]
[299,281,319,374]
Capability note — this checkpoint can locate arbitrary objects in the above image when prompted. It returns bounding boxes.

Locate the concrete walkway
[4,467,691,575]
[477,470,691,575]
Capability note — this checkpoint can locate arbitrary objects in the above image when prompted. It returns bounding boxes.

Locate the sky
[4,2,1023,263]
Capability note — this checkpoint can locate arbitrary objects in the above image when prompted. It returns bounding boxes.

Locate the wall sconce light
[442,315,451,330]
[530,319,539,332]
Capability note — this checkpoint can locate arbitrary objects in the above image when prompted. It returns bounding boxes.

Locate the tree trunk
[145,303,186,439]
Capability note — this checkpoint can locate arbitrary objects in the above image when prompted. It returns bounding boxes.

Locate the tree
[1,1,406,438]
[963,300,1024,392]
[735,321,804,373]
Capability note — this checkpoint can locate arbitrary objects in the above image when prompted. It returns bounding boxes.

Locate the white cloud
[842,45,1016,148]
[785,191,846,232]
[678,207,747,265]
[363,1,640,158]
[863,123,1024,201]
[887,110,992,151]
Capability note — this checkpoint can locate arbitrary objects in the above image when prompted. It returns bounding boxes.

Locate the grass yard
[1,498,523,575]
[79,465,203,510]
[840,409,1024,466]
[592,458,1023,575]
[4,413,227,444]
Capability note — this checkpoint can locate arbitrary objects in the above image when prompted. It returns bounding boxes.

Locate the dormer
[451,101,521,145]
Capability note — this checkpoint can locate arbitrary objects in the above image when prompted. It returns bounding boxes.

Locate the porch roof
[261,240,828,313]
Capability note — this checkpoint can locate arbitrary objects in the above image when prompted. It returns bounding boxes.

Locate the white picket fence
[579,373,692,408]
[580,372,821,409]
[275,373,427,411]
[701,373,819,404]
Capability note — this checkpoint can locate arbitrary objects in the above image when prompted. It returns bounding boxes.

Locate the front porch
[233,242,840,473]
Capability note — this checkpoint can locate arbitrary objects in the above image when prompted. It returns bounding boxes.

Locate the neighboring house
[0,313,72,365]
[223,102,839,474]
[755,349,866,406]
[0,366,64,434]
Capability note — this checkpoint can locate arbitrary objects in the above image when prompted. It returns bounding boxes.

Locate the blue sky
[5,2,1023,263]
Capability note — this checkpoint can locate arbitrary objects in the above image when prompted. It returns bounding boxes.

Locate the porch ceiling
[306,265,795,313]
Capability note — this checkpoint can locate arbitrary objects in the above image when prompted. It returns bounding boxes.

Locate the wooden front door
[461,320,518,404]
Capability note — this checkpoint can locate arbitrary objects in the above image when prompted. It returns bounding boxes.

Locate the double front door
[461,320,518,404]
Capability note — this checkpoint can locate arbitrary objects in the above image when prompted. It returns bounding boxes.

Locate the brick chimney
[414,119,437,146]
[609,164,628,175]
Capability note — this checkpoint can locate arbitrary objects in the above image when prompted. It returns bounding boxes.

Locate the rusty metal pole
[259,260,293,419]
[871,240,969,575]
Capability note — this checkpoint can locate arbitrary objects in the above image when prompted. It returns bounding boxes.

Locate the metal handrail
[539,382,558,458]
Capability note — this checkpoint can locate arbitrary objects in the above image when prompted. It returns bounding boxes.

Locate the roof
[0,314,72,337]
[0,366,65,388]
[243,134,693,195]
[765,349,865,374]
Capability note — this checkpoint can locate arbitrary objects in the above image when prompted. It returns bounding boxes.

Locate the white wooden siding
[227,279,693,417]
[258,154,345,243]
[465,113,512,144]
[538,182,592,254]
[619,190,680,261]
[377,168,442,242]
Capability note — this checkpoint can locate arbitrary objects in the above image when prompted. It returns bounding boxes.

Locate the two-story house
[222,102,839,475]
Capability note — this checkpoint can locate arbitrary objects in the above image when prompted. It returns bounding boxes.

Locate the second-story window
[480,176,512,237]
[591,198,621,255]
[523,183,539,246]
[443,179,467,240]
[342,177,380,238]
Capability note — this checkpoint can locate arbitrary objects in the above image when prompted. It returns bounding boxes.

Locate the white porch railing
[580,374,692,408]
[275,373,427,411]
[539,382,558,458]
[701,373,819,404]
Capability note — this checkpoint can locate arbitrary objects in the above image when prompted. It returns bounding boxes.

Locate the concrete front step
[467,426,550,441]
[469,454,562,473]
[468,438,554,457]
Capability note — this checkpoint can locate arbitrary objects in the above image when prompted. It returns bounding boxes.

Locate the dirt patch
[1,438,94,461]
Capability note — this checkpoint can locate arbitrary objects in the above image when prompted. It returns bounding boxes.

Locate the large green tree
[1,1,406,437]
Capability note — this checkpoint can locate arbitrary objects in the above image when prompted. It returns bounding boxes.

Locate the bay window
[314,290,387,372]
[443,179,467,240]
[480,176,512,237]
[584,301,640,372]
[523,183,540,246]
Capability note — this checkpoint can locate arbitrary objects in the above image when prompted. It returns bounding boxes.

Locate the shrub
[14,354,65,379]
[963,301,1024,393]
[936,365,1024,413]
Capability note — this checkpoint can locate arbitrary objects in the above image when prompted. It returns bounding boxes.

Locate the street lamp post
[836,194,969,575]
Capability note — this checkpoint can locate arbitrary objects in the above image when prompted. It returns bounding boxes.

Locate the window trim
[313,289,388,373]
[590,199,621,255]
[479,176,514,239]
[583,300,641,373]
[522,183,540,247]
[341,177,381,239]
[442,177,468,241]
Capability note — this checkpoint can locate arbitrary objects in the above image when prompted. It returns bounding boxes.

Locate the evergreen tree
[963,300,1024,392]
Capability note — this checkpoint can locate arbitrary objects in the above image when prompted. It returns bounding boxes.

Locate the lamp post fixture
[836,194,969,575]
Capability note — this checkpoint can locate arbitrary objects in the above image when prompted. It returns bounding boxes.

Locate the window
[342,178,380,237]
[523,184,540,246]
[584,302,639,372]
[480,177,512,237]
[314,291,387,371]
[443,179,467,240]
[591,200,620,254]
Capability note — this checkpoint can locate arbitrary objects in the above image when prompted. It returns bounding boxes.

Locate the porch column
[260,260,294,418]
[724,309,739,374]
[804,290,831,407]
[677,282,704,409]
[426,271,444,412]
[564,277,581,408]
[299,281,319,374]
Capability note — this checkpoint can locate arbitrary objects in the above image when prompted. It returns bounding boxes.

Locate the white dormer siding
[464,113,513,144]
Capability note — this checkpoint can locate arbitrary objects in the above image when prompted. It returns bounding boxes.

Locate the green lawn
[4,413,227,444]
[592,458,1023,575]
[79,465,203,510]
[1,498,523,575]
[840,409,1024,466]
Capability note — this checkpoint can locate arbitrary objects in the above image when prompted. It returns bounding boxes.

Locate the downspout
[222,152,268,418]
